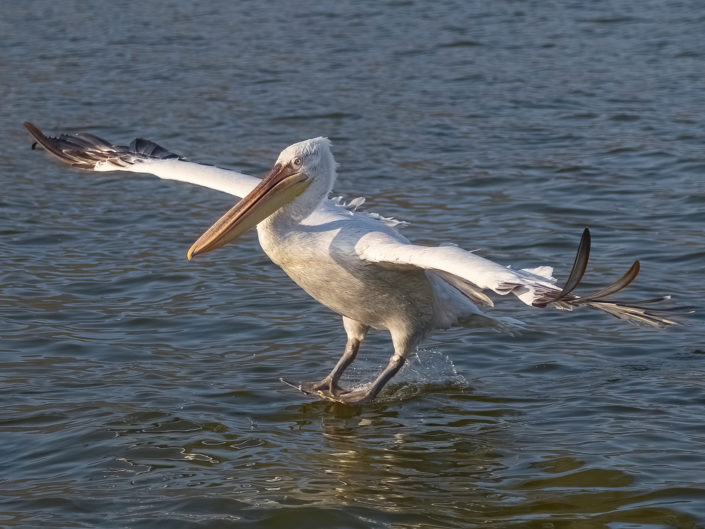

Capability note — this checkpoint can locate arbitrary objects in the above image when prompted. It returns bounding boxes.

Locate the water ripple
[2,0,704,527]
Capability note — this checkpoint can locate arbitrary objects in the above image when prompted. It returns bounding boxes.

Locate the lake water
[2,1,704,527]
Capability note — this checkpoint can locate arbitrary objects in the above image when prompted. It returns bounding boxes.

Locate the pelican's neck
[259,171,334,234]
[259,136,337,233]
[270,192,325,226]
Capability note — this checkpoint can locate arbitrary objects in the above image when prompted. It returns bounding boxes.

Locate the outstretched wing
[24,122,260,198]
[357,229,680,327]
[356,232,560,307]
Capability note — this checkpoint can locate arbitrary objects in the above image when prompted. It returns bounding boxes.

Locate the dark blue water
[2,1,704,527]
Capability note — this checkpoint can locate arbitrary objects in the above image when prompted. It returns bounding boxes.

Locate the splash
[341,347,470,403]
[399,348,469,386]
[387,348,471,402]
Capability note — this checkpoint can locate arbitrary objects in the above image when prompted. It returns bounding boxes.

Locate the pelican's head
[276,137,336,185]
[187,137,335,259]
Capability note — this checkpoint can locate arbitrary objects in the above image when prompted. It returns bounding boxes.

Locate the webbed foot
[298,379,346,397]
[281,378,349,400]
[281,378,376,404]
[331,387,375,405]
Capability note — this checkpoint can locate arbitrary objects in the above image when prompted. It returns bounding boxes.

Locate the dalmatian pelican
[24,122,678,404]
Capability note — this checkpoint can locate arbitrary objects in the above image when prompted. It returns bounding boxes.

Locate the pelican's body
[263,204,437,329]
[25,123,678,403]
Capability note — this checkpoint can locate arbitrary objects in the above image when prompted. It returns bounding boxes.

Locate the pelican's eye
[292,157,302,167]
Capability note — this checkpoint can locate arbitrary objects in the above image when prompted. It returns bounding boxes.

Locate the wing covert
[355,235,559,307]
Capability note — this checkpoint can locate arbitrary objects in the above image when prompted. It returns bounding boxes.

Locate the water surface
[2,1,704,527]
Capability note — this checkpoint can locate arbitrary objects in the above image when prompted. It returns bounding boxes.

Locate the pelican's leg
[337,353,406,404]
[299,338,360,395]
[299,318,369,396]
[337,329,420,405]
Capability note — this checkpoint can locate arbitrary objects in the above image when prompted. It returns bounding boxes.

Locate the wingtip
[24,121,42,140]
[24,121,44,140]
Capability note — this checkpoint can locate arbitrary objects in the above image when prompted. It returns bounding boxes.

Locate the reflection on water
[2,0,705,527]
[9,389,702,527]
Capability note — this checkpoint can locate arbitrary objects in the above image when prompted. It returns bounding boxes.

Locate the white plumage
[25,123,678,404]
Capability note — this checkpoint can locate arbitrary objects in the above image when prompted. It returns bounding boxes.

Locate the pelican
[24,122,678,404]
